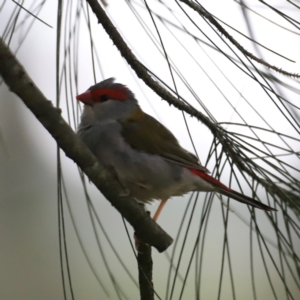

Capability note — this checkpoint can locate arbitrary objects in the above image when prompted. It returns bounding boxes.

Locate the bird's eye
[100,94,109,102]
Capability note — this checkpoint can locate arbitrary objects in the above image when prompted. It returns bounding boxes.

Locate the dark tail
[189,168,276,211]
[218,189,276,211]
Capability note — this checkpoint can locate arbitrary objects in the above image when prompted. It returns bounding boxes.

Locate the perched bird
[76,78,275,220]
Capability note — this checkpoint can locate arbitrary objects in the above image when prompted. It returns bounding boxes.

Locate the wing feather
[120,108,209,173]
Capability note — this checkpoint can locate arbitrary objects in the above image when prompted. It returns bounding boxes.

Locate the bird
[76,78,275,221]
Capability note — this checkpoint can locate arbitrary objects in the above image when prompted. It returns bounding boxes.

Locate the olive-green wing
[120,109,209,173]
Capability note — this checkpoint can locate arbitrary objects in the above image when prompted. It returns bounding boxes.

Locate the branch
[0,37,173,253]
[137,242,154,300]
[179,0,300,78]
[136,211,154,300]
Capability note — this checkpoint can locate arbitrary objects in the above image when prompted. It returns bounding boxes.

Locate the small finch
[77,78,275,220]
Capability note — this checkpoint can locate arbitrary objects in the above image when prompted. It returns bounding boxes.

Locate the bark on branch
[0,38,173,253]
[137,241,154,300]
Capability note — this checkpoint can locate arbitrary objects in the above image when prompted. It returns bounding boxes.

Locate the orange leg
[153,198,168,221]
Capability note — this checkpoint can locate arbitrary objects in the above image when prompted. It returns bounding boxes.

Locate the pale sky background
[0,1,299,300]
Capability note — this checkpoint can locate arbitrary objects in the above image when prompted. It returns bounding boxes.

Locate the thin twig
[179,0,300,78]
[12,0,53,28]
[137,243,154,300]
[136,212,154,300]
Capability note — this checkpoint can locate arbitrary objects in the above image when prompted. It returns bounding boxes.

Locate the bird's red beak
[76,90,93,106]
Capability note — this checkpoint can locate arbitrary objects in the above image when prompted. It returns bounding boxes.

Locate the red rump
[92,87,128,102]
[188,168,231,191]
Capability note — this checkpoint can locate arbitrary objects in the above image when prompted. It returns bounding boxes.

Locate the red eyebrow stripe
[91,87,127,101]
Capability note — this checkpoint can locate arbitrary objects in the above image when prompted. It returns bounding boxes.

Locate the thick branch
[0,38,173,253]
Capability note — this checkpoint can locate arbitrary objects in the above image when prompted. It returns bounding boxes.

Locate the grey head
[76,78,139,124]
